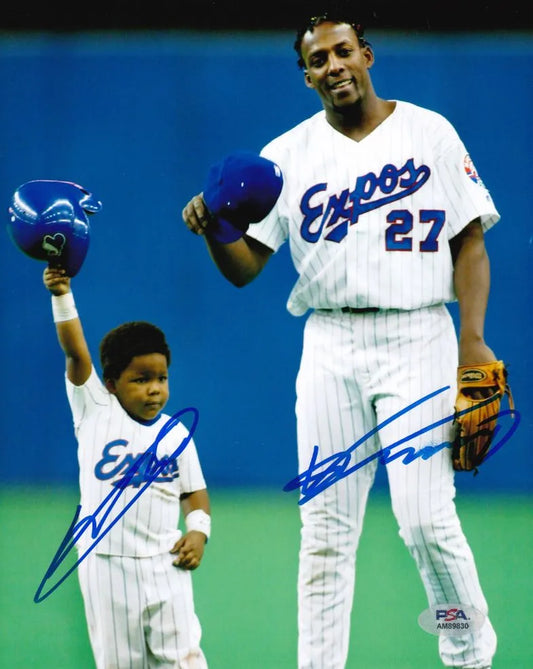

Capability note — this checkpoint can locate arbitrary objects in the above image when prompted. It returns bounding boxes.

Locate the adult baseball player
[183,11,500,669]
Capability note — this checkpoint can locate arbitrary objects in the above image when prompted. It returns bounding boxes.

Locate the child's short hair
[99,321,171,381]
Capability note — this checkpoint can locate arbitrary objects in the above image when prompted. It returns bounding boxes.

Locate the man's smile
[329,78,353,91]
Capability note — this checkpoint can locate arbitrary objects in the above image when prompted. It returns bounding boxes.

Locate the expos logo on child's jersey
[94,439,179,488]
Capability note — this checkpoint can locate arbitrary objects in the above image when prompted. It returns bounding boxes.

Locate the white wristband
[51,292,78,323]
[185,509,211,541]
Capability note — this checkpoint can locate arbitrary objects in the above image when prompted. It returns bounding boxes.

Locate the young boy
[43,265,210,669]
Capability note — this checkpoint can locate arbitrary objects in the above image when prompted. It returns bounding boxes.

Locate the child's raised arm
[43,266,92,386]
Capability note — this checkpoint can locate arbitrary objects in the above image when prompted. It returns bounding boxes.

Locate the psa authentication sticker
[418,603,486,637]
[464,154,486,187]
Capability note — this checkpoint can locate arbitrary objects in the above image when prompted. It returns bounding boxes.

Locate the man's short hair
[294,10,370,69]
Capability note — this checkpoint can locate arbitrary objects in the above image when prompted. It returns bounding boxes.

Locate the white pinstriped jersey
[248,101,499,316]
[66,367,206,557]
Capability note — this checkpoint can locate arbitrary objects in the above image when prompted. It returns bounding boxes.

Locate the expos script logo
[94,439,179,488]
[300,158,430,243]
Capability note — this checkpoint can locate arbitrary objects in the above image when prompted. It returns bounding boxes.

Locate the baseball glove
[452,360,513,474]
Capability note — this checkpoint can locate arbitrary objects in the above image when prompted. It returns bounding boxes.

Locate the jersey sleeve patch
[463,154,486,188]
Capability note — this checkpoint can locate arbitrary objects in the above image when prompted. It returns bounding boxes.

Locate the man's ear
[363,44,375,70]
[304,70,315,89]
[105,378,117,394]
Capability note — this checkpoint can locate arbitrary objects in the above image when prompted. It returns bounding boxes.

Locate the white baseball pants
[77,552,207,669]
[295,306,496,669]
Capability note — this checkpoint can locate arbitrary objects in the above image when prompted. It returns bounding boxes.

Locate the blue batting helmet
[7,179,102,276]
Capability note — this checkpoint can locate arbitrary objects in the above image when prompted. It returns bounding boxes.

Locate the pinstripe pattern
[67,367,206,557]
[250,101,499,316]
[246,97,500,668]
[295,307,496,668]
[68,367,208,668]
[78,554,206,668]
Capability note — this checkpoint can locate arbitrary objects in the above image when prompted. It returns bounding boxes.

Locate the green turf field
[0,486,531,668]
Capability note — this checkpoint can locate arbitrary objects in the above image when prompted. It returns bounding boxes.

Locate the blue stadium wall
[0,30,531,494]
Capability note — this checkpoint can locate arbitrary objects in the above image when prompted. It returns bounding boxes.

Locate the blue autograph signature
[34,407,199,604]
[284,386,520,505]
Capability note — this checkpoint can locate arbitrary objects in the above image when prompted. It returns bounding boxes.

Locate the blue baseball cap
[203,151,283,243]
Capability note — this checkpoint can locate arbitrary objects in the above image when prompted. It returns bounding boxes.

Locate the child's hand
[170,531,207,570]
[43,266,71,295]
